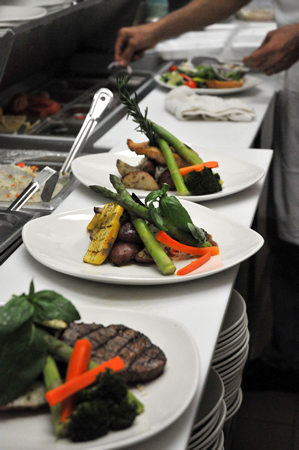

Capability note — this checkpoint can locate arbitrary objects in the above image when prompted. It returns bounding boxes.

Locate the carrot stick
[61,339,92,422]
[177,251,211,276]
[179,161,219,176]
[156,230,219,256]
[45,356,124,407]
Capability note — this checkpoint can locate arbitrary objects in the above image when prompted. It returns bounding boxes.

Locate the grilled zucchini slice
[84,202,124,265]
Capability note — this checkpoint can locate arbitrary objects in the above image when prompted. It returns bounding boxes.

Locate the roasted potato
[116,159,143,177]
[109,241,141,266]
[121,171,159,191]
[118,221,143,243]
[157,168,176,190]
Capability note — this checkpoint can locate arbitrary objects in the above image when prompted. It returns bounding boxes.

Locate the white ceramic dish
[154,74,262,95]
[192,368,224,430]
[71,146,265,203]
[213,327,248,360]
[22,201,263,285]
[217,315,248,344]
[189,407,221,446]
[0,306,200,449]
[225,388,243,421]
[216,321,247,350]
[0,6,47,21]
[219,290,247,336]
[188,401,226,449]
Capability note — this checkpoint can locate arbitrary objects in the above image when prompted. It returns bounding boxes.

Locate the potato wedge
[116,159,143,177]
[121,171,159,191]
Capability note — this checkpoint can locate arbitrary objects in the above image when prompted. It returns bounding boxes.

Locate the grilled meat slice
[56,323,167,383]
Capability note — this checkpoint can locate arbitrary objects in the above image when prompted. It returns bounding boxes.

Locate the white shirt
[274,0,299,92]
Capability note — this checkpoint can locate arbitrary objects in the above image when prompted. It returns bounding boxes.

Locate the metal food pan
[0,148,80,212]
[28,119,83,138]
[59,104,90,121]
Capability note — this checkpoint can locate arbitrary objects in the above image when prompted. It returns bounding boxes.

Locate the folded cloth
[165,86,255,122]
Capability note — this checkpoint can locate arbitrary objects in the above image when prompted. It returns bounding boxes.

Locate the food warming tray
[0,148,80,212]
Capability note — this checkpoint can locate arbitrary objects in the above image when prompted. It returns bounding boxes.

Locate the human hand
[243,24,299,75]
[114,23,159,67]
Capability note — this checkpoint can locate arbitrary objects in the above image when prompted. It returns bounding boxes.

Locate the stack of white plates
[212,290,249,421]
[188,368,226,449]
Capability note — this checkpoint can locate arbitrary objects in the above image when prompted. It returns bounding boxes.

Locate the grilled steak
[56,323,167,383]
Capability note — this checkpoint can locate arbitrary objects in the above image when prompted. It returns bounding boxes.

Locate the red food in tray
[6,92,61,117]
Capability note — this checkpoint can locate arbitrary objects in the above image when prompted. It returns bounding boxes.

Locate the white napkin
[165,86,255,122]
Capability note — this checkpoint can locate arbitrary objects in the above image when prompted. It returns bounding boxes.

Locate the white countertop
[1,74,275,449]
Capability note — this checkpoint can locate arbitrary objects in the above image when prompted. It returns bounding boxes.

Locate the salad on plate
[159,60,250,90]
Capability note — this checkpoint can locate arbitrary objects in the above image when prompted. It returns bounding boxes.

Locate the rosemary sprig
[116,75,202,166]
[116,76,157,146]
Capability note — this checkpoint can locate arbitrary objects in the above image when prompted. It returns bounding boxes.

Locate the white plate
[219,290,247,337]
[192,368,224,430]
[154,74,262,95]
[71,146,265,203]
[22,201,264,285]
[0,6,47,21]
[0,306,200,449]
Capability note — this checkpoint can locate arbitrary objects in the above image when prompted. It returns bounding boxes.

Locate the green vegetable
[116,76,203,165]
[161,72,184,86]
[130,213,176,275]
[43,355,65,437]
[156,137,190,196]
[90,176,201,246]
[39,328,144,416]
[0,281,80,405]
[62,369,138,442]
[184,167,223,196]
[146,185,207,247]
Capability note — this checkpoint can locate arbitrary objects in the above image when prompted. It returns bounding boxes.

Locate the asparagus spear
[157,137,190,196]
[90,177,199,246]
[153,125,203,165]
[43,355,65,437]
[116,76,203,165]
[130,213,176,275]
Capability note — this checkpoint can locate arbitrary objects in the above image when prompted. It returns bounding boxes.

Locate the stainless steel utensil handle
[60,88,113,175]
[7,166,56,211]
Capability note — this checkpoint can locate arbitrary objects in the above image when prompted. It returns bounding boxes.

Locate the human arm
[243,24,299,75]
[114,0,249,66]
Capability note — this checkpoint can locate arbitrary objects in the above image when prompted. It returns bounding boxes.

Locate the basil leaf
[0,321,47,404]
[31,290,80,323]
[160,195,193,232]
[188,223,206,246]
[145,189,162,205]
[0,296,34,339]
[148,202,167,231]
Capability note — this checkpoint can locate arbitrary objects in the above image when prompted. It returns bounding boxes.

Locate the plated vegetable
[0,282,145,443]
[115,76,223,196]
[87,178,220,276]
[160,60,249,90]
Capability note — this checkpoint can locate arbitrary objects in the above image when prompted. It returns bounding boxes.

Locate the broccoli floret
[184,168,222,196]
[108,397,138,431]
[67,398,110,442]
[65,369,139,442]
[78,369,128,403]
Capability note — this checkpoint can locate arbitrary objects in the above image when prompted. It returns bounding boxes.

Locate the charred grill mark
[57,322,167,383]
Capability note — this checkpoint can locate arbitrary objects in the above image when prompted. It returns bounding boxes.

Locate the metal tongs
[7,166,57,211]
[41,88,114,202]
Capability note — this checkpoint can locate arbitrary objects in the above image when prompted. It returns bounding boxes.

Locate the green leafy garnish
[145,184,206,246]
[0,281,80,405]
